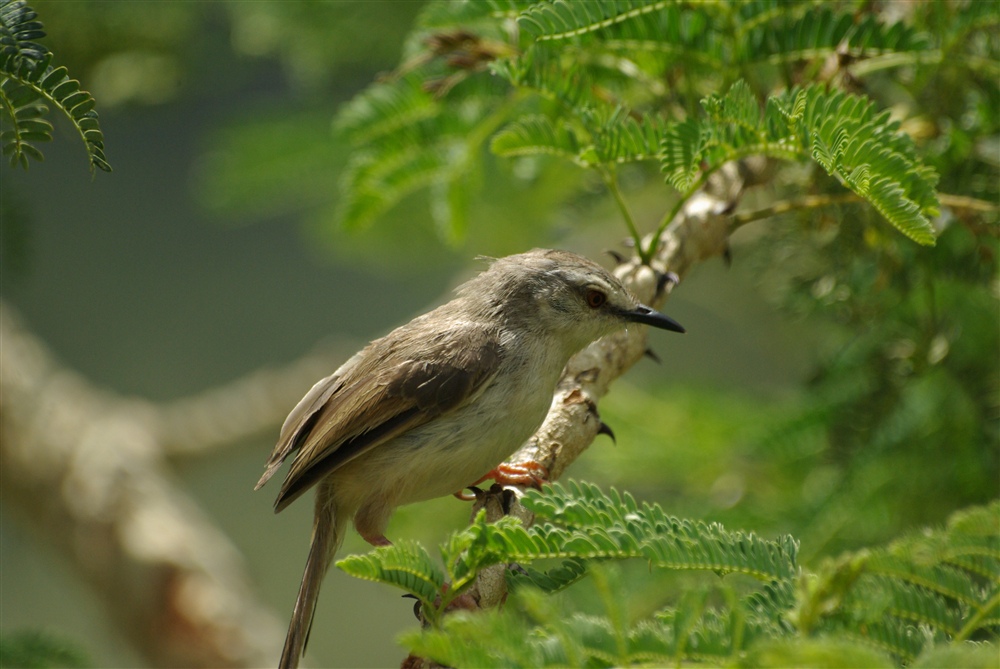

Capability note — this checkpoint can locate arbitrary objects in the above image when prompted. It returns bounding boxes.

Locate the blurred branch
[155,349,348,457]
[937,193,1000,214]
[730,191,998,232]
[0,303,289,668]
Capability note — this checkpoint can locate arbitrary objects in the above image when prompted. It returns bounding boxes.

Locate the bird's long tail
[279,486,346,669]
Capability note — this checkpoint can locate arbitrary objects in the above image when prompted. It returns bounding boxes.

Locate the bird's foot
[453,461,549,500]
[490,461,549,489]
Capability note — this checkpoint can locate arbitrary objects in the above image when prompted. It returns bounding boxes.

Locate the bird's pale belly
[329,371,556,513]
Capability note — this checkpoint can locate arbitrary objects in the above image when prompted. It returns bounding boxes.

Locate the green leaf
[657,81,940,245]
[0,4,110,173]
[0,0,48,65]
[336,540,447,608]
[490,114,584,163]
[519,0,671,43]
[778,85,939,244]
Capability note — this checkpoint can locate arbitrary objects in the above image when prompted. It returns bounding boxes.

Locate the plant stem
[601,168,647,263]
[953,589,1000,642]
[643,173,710,262]
[731,193,863,230]
[729,191,998,234]
[938,193,1000,213]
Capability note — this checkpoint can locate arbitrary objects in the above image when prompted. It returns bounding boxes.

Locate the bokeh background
[2,2,996,668]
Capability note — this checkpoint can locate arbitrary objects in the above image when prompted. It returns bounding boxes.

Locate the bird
[255,249,685,669]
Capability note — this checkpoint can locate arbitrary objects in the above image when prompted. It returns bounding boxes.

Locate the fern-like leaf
[514,480,800,582]
[828,615,931,664]
[0,0,44,63]
[490,114,584,163]
[851,574,964,635]
[507,557,589,593]
[336,540,447,609]
[337,146,449,231]
[660,80,801,196]
[587,106,668,164]
[0,0,109,172]
[341,486,995,666]
[659,81,939,245]
[0,76,47,168]
[798,500,1000,662]
[782,85,938,244]
[490,42,598,110]
[335,75,440,146]
[740,6,931,70]
[519,0,670,42]
[417,0,533,31]
[333,66,515,241]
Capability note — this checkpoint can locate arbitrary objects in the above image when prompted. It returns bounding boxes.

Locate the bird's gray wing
[260,321,503,512]
[255,351,366,491]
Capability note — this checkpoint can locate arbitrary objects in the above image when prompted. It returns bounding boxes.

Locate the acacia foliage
[340,481,999,668]
[0,0,109,172]
[330,0,977,256]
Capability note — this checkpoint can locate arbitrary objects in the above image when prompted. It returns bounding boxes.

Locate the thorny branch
[456,158,771,629]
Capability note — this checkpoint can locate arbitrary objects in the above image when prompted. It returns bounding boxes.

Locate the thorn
[401,594,423,620]
[605,249,627,265]
[644,347,662,364]
[597,421,616,444]
[655,270,680,296]
[722,243,733,268]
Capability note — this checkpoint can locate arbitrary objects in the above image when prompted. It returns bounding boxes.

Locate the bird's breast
[332,342,567,510]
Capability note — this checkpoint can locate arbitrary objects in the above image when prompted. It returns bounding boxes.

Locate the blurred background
[1,2,996,668]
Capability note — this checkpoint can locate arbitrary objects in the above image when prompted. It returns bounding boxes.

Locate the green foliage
[738,209,999,559]
[341,481,998,667]
[0,0,109,172]
[0,630,90,669]
[327,0,965,256]
[795,501,1000,663]
[659,81,939,245]
[338,540,448,613]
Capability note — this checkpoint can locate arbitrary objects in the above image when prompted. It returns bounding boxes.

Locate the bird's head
[470,249,684,352]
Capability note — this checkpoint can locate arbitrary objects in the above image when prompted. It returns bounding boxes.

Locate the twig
[731,192,862,230]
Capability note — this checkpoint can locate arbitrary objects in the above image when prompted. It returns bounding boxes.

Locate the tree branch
[0,304,288,668]
[448,159,769,642]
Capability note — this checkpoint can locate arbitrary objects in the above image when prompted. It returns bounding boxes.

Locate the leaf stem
[601,168,647,263]
[731,193,863,230]
[952,588,1000,642]
[729,191,998,233]
[643,171,712,262]
[938,193,1000,213]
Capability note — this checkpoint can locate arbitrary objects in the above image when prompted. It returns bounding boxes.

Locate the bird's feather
[263,319,504,512]
[255,355,359,491]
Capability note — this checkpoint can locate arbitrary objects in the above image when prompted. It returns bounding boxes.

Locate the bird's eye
[585,289,606,309]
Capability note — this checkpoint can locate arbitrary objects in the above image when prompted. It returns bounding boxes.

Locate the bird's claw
[453,461,549,500]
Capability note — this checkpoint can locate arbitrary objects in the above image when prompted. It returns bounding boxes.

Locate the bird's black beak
[623,304,685,333]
